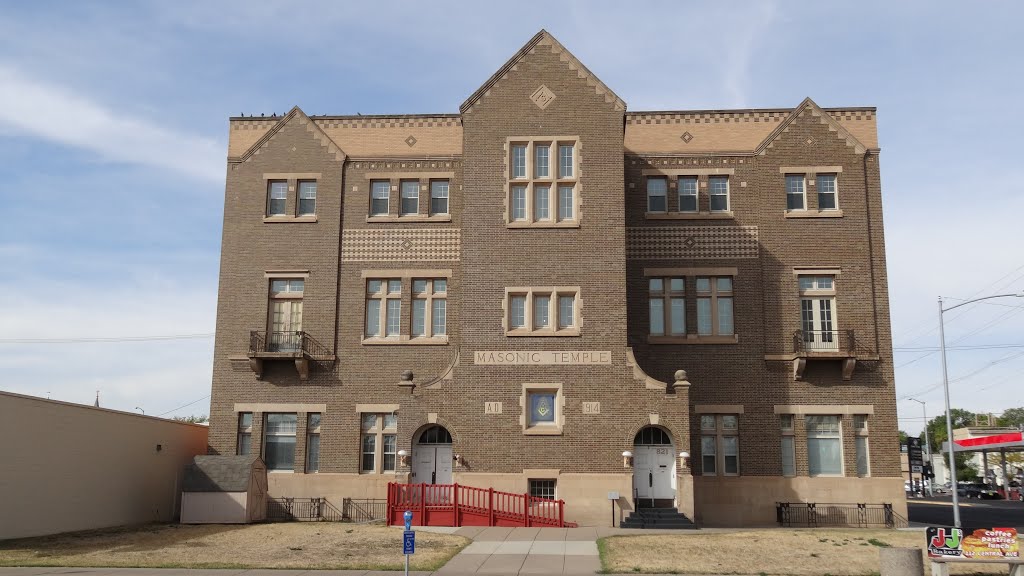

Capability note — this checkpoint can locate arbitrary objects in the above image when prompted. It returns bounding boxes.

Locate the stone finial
[668,369,691,395]
[674,370,687,382]
[399,370,415,395]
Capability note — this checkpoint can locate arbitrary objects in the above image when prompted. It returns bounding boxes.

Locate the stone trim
[234,403,327,413]
[644,212,735,220]
[355,403,399,414]
[263,270,310,278]
[643,267,738,277]
[792,267,842,276]
[359,269,453,279]
[641,168,736,176]
[695,405,745,414]
[778,166,843,174]
[648,335,739,345]
[756,97,868,156]
[520,383,565,435]
[784,210,844,219]
[263,172,322,180]
[363,171,454,181]
[773,405,875,415]
[522,468,561,477]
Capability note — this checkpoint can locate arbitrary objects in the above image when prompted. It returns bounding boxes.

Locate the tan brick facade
[209,30,902,527]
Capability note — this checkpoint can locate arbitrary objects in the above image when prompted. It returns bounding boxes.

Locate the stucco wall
[0,391,209,540]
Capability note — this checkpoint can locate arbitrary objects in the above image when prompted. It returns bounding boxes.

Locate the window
[709,176,729,212]
[264,413,297,472]
[534,186,550,220]
[297,181,317,216]
[430,180,449,215]
[365,279,401,339]
[854,415,869,477]
[678,177,698,212]
[269,279,304,351]
[799,275,837,351]
[306,413,321,473]
[505,288,580,335]
[237,412,252,456]
[648,277,685,336]
[370,180,390,216]
[507,139,578,226]
[529,392,557,426]
[696,277,734,337]
[535,144,550,178]
[267,180,288,216]
[360,412,398,473]
[400,180,419,216]
[529,479,556,500]
[411,279,447,339]
[700,414,739,476]
[786,175,805,211]
[780,414,795,477]
[817,174,838,210]
[647,177,667,212]
[806,415,843,476]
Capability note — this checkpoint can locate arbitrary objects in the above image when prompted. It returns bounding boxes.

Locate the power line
[894,343,1024,352]
[0,333,214,344]
[156,395,211,417]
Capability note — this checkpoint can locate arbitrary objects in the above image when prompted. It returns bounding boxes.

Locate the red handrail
[387,482,572,527]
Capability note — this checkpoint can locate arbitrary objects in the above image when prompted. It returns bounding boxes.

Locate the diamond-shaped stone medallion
[405,135,417,147]
[530,85,556,110]
[683,236,698,249]
[400,239,413,250]
[680,131,694,143]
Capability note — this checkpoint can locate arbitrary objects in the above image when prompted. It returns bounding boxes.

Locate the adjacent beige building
[0,391,208,540]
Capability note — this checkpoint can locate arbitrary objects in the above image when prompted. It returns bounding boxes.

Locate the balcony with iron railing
[785,329,877,381]
[247,330,335,381]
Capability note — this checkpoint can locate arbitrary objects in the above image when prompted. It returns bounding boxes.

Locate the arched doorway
[413,425,453,485]
[633,426,676,507]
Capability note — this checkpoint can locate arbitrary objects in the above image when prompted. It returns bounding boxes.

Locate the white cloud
[0,64,224,183]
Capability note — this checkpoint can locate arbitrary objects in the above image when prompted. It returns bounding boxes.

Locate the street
[908,496,1024,530]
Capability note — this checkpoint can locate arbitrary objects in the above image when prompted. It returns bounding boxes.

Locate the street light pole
[908,398,932,496]
[937,291,1024,529]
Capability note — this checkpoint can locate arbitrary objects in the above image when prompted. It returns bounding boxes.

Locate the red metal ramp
[387,482,576,527]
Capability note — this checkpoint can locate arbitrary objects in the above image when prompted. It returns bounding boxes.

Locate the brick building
[208,30,902,526]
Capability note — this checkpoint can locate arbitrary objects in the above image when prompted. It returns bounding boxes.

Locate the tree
[173,415,209,424]
[999,407,1024,428]
[925,409,975,453]
[899,430,908,445]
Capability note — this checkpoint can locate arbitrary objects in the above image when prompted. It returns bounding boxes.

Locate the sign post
[908,438,924,497]
[403,510,414,576]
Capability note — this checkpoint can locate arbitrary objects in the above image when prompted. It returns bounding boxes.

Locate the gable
[755,98,870,156]
[461,29,626,115]
[229,106,346,167]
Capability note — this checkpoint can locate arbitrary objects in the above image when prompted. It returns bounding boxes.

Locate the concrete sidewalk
[437,527,602,575]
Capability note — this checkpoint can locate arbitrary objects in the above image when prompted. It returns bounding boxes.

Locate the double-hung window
[297,181,317,216]
[806,415,843,476]
[678,177,698,212]
[400,180,419,216]
[700,414,739,476]
[854,415,870,477]
[785,175,806,211]
[709,176,729,212]
[360,413,398,473]
[696,277,734,336]
[507,139,578,226]
[267,180,288,216]
[648,277,685,336]
[430,180,449,215]
[365,279,402,339]
[370,180,390,216]
[237,412,253,456]
[780,414,796,477]
[647,177,667,212]
[817,174,838,210]
[264,413,297,472]
[411,279,447,339]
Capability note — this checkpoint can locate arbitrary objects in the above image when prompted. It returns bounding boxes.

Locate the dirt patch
[0,523,467,571]
[598,529,1021,575]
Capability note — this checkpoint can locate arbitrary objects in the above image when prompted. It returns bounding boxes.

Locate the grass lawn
[0,522,468,571]
[598,529,1021,575]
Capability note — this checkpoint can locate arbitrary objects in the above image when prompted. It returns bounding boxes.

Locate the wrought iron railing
[776,502,907,528]
[794,329,856,354]
[342,498,387,523]
[267,497,343,522]
[249,330,333,360]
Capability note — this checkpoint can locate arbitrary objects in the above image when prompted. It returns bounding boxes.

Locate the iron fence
[267,497,343,522]
[342,498,387,523]
[249,330,333,359]
[776,502,907,528]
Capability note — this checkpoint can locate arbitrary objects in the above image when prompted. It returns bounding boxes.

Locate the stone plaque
[484,402,503,415]
[582,402,601,415]
[473,351,612,365]
[530,85,556,110]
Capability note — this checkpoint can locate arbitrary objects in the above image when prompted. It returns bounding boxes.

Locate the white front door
[634,445,675,500]
[413,445,453,485]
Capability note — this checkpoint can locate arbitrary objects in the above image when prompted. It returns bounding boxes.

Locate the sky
[0,1,1022,431]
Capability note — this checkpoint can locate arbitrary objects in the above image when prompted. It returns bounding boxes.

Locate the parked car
[958,483,1000,499]
[996,481,1023,501]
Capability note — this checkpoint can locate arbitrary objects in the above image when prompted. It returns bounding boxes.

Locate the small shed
[180,454,267,524]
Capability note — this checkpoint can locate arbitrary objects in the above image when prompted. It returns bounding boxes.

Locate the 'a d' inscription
[473,351,612,366]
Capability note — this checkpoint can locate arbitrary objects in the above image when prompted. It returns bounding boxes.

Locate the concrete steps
[620,506,697,529]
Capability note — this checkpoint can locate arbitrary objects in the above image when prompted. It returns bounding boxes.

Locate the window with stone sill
[264,413,297,472]
[505,288,580,336]
[697,276,734,337]
[370,180,390,216]
[237,412,253,456]
[306,412,321,473]
[780,414,795,477]
[522,383,563,435]
[648,277,685,336]
[263,176,319,220]
[411,279,447,339]
[506,138,578,227]
[785,174,806,211]
[267,180,288,216]
[360,412,398,473]
[700,414,739,476]
[365,279,402,339]
[529,479,556,500]
[806,415,843,476]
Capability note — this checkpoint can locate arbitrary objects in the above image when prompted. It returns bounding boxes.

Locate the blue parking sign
[403,530,415,555]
